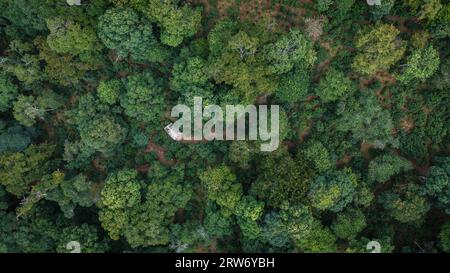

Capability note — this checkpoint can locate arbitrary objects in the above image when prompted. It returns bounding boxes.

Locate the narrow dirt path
[392,148,430,176]
[144,141,177,166]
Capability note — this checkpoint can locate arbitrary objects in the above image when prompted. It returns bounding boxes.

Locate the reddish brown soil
[144,141,177,166]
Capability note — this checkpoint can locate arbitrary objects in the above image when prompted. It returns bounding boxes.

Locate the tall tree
[308,169,358,212]
[315,68,355,102]
[352,24,406,75]
[336,91,399,149]
[398,46,440,84]
[98,7,162,61]
[120,72,165,126]
[331,207,367,240]
[263,29,316,75]
[379,183,430,224]
[79,114,127,154]
[0,73,18,112]
[134,0,202,47]
[46,18,99,55]
[0,144,55,197]
[199,165,242,215]
[368,154,413,183]
[422,157,450,213]
[99,168,192,247]
[252,149,315,208]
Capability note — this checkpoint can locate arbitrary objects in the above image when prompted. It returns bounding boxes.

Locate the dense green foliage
[0,0,449,253]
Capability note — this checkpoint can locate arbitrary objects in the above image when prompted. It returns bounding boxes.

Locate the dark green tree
[368,154,413,183]
[308,169,358,212]
[315,68,355,102]
[98,7,162,61]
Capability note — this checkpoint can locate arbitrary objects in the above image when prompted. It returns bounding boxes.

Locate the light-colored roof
[67,0,81,6]
[164,123,183,141]
[367,0,382,6]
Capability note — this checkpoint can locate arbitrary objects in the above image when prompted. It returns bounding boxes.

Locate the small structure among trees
[66,0,81,6]
[164,123,183,141]
[367,0,382,6]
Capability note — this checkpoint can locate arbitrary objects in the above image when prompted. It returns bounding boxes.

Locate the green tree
[279,203,337,252]
[237,217,262,240]
[36,37,95,86]
[170,57,209,93]
[296,221,337,253]
[308,169,358,212]
[98,7,161,61]
[99,169,143,240]
[263,29,316,75]
[97,79,122,105]
[316,0,333,13]
[79,114,127,154]
[354,183,375,208]
[422,157,450,213]
[13,92,63,127]
[0,73,19,112]
[46,175,97,218]
[55,224,109,253]
[352,24,406,75]
[331,207,367,240]
[418,0,443,21]
[262,212,292,250]
[368,154,413,183]
[101,169,141,210]
[439,221,450,252]
[199,165,242,215]
[234,196,264,222]
[122,177,192,247]
[275,65,311,103]
[335,0,356,16]
[210,33,274,101]
[0,0,46,37]
[121,73,165,126]
[16,170,65,218]
[336,92,398,149]
[135,0,202,47]
[1,41,42,85]
[63,141,95,170]
[46,18,98,55]
[398,46,440,84]
[204,203,234,238]
[0,144,55,197]
[252,150,315,208]
[315,68,354,102]
[0,125,31,153]
[99,168,192,247]
[370,0,396,19]
[227,141,254,170]
[207,20,281,102]
[0,207,58,253]
[379,184,430,224]
[304,141,334,173]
